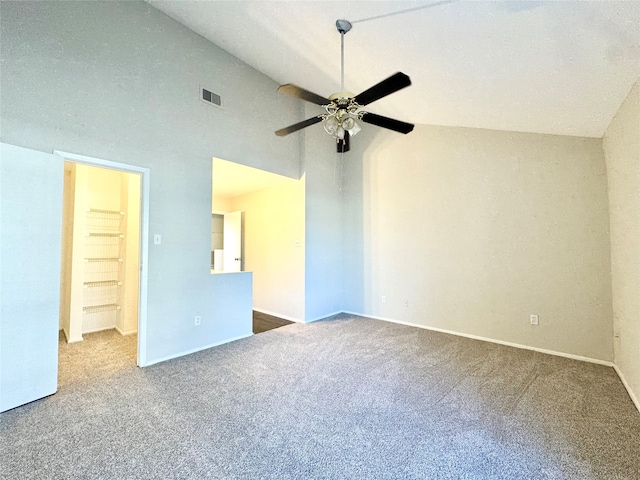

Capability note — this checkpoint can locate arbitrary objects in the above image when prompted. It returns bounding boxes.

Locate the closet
[60,163,140,343]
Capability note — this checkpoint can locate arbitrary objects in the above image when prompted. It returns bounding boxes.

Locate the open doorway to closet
[58,161,142,389]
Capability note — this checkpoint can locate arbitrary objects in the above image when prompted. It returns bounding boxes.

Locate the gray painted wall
[302,105,346,321]
[343,125,613,361]
[0,1,305,366]
[603,77,640,408]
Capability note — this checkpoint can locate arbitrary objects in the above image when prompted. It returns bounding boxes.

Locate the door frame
[54,150,151,367]
[223,210,244,272]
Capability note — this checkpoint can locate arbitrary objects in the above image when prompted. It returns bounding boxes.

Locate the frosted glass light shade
[342,115,361,136]
[323,116,339,136]
[342,116,356,130]
[347,122,361,136]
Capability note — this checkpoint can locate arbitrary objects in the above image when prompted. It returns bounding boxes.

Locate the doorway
[211,157,305,323]
[55,150,150,368]
[211,211,245,273]
[58,162,141,384]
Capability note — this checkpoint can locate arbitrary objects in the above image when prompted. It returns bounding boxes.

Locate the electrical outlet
[530,314,539,326]
[195,316,201,326]
[381,296,386,304]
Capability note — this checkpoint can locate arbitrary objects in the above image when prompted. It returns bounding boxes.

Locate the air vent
[200,86,222,108]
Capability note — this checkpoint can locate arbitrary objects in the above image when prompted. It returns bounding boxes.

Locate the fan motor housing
[328,92,355,102]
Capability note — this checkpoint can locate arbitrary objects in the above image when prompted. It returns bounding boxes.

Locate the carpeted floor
[57,329,138,390]
[1,314,639,479]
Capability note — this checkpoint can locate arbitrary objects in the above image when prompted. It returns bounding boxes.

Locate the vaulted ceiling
[148,1,640,138]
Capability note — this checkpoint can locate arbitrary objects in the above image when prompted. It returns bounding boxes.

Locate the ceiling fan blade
[278,84,330,106]
[337,131,350,153]
[354,72,411,106]
[360,112,414,134]
[275,116,323,136]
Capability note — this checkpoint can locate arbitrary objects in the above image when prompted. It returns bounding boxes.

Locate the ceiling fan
[275,19,414,153]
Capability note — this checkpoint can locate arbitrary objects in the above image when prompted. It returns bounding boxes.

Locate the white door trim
[54,150,151,367]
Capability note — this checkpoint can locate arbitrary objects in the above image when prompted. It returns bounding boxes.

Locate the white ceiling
[212,157,295,199]
[149,1,640,138]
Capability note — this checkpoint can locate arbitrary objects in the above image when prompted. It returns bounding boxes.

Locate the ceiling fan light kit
[275,18,414,152]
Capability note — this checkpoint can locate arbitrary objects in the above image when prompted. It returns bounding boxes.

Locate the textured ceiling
[149,1,640,138]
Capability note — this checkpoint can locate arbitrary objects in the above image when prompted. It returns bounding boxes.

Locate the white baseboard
[341,311,614,367]
[144,332,253,367]
[115,326,137,336]
[252,307,303,323]
[305,310,344,324]
[82,325,117,335]
[61,328,83,344]
[613,364,640,414]
[342,311,639,414]
[66,337,84,343]
[253,308,348,324]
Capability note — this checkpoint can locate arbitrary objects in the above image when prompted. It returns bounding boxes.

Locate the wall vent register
[200,86,222,107]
